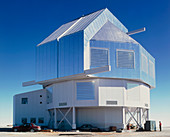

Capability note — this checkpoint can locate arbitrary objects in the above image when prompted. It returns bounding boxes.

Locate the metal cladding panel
[84,8,128,70]
[38,20,78,46]
[91,21,138,44]
[140,45,155,88]
[84,8,128,42]
[63,9,105,37]
[36,40,58,82]
[58,31,84,78]
[90,40,140,80]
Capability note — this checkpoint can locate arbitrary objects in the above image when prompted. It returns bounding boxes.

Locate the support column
[72,107,76,130]
[139,108,142,128]
[122,107,126,129]
[54,108,57,129]
[147,109,149,120]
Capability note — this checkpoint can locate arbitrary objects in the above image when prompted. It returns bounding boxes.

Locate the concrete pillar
[72,107,76,129]
[54,108,57,129]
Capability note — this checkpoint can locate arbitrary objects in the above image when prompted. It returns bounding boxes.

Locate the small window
[21,118,27,124]
[117,49,135,69]
[40,95,42,97]
[30,118,36,124]
[40,102,42,104]
[38,118,44,124]
[21,98,28,104]
[141,54,148,73]
[91,47,109,68]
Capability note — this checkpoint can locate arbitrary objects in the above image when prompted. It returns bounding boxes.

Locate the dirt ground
[0,127,170,137]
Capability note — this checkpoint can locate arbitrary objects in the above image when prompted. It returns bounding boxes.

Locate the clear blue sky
[0,0,170,126]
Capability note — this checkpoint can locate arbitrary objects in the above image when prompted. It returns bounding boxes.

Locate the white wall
[13,89,49,126]
[51,81,74,108]
[76,107,123,130]
[98,79,150,108]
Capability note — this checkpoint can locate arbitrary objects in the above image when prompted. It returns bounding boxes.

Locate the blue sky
[0,0,170,126]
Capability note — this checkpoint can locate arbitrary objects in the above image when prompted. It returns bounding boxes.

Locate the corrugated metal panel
[38,9,104,46]
[76,82,95,100]
[117,50,135,69]
[36,40,58,82]
[38,19,78,46]
[91,21,138,44]
[63,9,104,37]
[90,48,109,68]
[141,54,148,73]
[58,31,84,78]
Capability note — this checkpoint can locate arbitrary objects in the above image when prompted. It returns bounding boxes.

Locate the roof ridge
[57,17,84,40]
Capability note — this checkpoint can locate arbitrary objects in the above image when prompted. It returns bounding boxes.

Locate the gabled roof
[91,21,138,44]
[38,9,105,46]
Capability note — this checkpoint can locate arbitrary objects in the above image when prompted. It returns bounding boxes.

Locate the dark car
[13,123,41,132]
[78,124,100,132]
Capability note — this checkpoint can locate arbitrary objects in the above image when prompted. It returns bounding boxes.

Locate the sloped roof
[38,9,105,46]
[91,21,138,44]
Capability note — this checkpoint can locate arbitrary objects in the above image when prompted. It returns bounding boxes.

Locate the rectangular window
[149,60,155,78]
[91,47,109,68]
[21,98,28,104]
[38,118,44,124]
[141,54,148,73]
[76,81,95,100]
[30,118,36,124]
[117,49,135,69]
[21,118,27,124]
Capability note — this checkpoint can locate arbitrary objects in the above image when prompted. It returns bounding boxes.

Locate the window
[149,60,155,78]
[30,118,36,124]
[21,98,28,104]
[117,49,135,69]
[76,81,95,100]
[21,118,27,124]
[141,54,148,73]
[91,47,109,68]
[38,118,44,124]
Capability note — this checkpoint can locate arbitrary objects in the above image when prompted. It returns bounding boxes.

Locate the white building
[13,8,155,131]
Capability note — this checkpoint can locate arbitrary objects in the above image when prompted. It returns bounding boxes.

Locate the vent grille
[77,82,95,100]
[117,50,135,69]
[106,101,117,105]
[141,54,148,73]
[145,103,148,107]
[91,48,109,68]
[59,102,67,106]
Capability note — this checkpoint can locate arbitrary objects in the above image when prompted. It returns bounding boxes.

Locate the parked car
[77,124,100,132]
[13,123,41,132]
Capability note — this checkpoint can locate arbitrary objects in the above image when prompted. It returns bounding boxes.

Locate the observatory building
[13,8,155,130]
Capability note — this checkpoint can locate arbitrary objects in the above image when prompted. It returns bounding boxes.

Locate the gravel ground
[0,128,170,137]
